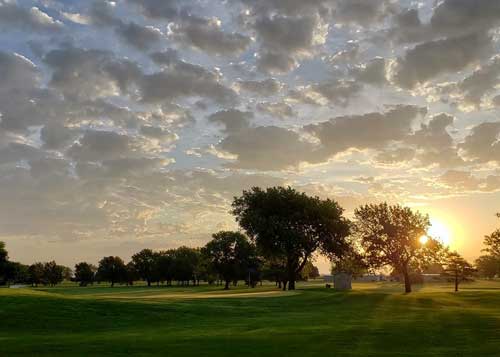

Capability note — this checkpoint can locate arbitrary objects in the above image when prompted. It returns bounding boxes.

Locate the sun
[427,219,452,246]
[419,235,429,245]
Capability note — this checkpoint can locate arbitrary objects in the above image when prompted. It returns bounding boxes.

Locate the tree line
[1,186,499,293]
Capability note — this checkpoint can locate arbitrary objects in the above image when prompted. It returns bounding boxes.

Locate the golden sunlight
[419,235,429,245]
[427,219,452,247]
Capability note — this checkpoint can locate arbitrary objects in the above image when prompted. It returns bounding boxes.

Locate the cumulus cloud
[218,126,317,170]
[305,105,427,158]
[460,122,500,164]
[170,16,251,56]
[208,109,253,133]
[394,33,492,89]
[256,102,295,119]
[235,78,282,96]
[0,1,62,32]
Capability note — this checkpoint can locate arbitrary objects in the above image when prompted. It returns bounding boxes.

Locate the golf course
[1,280,499,356]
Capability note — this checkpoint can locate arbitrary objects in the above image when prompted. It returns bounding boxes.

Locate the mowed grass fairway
[1,281,499,356]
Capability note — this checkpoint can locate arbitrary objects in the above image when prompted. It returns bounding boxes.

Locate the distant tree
[74,262,96,287]
[156,251,174,285]
[62,266,73,281]
[0,241,8,285]
[132,249,157,286]
[28,263,45,286]
[475,255,499,279]
[124,261,139,286]
[354,203,442,293]
[3,262,29,285]
[232,186,351,290]
[170,247,200,285]
[299,261,320,281]
[483,213,500,257]
[97,256,126,287]
[43,261,64,286]
[261,258,287,288]
[443,251,475,292]
[331,248,368,278]
[202,231,256,290]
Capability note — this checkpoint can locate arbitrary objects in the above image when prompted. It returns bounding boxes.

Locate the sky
[0,0,499,273]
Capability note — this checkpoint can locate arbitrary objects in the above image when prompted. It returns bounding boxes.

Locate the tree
[170,247,200,285]
[202,231,257,290]
[156,251,174,285]
[232,186,351,290]
[331,250,368,279]
[483,213,500,257]
[354,203,441,293]
[125,262,139,286]
[0,241,8,285]
[43,261,64,286]
[475,255,499,279]
[28,263,45,287]
[132,249,157,286]
[74,262,96,287]
[97,256,126,287]
[443,251,475,292]
[299,261,320,281]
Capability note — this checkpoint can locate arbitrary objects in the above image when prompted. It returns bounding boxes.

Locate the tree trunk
[282,280,288,291]
[402,269,411,293]
[111,281,114,288]
[288,269,296,290]
[455,271,459,292]
[224,280,230,290]
[147,280,151,287]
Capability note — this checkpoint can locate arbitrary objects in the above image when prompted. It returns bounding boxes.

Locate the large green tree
[28,263,45,287]
[43,261,64,286]
[132,249,157,287]
[354,203,441,293]
[202,231,257,290]
[475,255,499,279]
[232,186,351,290]
[97,256,126,287]
[74,262,96,287]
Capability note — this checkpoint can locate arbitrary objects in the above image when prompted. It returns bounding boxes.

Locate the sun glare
[427,219,452,247]
[419,235,429,245]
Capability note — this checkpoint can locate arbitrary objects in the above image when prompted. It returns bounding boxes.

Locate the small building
[354,274,385,282]
[323,273,352,290]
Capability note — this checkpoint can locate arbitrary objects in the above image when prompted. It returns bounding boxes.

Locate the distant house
[354,274,385,282]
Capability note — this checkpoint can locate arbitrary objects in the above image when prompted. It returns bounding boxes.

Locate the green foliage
[483,213,500,257]
[354,203,441,293]
[132,249,157,286]
[43,261,65,286]
[299,261,320,281]
[202,231,257,289]
[28,263,45,286]
[232,186,350,290]
[170,247,201,284]
[74,262,96,287]
[475,255,500,279]
[443,251,475,292]
[97,256,126,287]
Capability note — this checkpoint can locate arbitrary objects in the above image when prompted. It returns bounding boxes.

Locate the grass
[1,280,499,356]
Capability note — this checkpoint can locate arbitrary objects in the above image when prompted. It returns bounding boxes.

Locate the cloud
[208,109,253,133]
[333,0,394,26]
[305,105,427,158]
[352,58,387,85]
[170,16,251,56]
[460,122,500,164]
[218,126,317,170]
[394,33,492,89]
[235,78,282,96]
[0,2,62,32]
[256,102,295,119]
[116,22,163,50]
[68,130,131,162]
[0,51,39,91]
